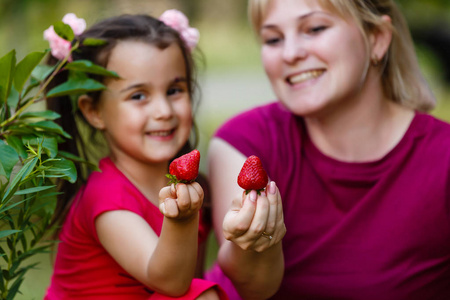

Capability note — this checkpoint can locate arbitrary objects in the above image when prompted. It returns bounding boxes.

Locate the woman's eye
[130,93,146,101]
[263,37,281,45]
[308,26,327,34]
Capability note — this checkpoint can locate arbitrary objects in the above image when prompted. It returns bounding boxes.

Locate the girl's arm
[208,138,286,300]
[95,182,203,297]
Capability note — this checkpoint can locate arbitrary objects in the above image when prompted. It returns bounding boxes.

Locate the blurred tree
[397,0,450,83]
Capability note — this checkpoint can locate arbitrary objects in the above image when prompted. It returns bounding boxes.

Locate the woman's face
[260,0,371,117]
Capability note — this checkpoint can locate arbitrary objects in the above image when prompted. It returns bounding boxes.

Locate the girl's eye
[167,87,185,96]
[130,92,146,101]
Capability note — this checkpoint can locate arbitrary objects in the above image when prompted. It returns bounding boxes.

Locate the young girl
[44,11,227,300]
[207,0,450,299]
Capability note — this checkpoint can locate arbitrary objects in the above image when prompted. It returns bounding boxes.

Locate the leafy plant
[0,20,117,299]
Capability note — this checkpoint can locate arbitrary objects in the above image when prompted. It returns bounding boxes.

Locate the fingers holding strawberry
[222,155,286,252]
[159,182,204,220]
[159,150,204,220]
[175,182,204,215]
[260,181,286,248]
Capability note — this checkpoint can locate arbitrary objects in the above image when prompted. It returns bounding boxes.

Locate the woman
[207,0,450,299]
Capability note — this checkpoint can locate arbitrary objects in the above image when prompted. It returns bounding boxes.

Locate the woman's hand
[222,181,286,252]
[159,182,204,220]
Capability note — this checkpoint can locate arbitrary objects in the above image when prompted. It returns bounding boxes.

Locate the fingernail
[249,190,257,202]
[160,202,166,214]
[269,181,276,194]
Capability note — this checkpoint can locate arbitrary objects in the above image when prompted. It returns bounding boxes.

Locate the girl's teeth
[149,131,171,136]
[289,70,323,84]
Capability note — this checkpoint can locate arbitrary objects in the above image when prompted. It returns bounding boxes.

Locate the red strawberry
[166,149,200,184]
[237,155,268,195]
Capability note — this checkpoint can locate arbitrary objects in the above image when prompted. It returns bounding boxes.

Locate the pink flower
[159,9,200,51]
[43,13,86,61]
[180,27,200,51]
[62,13,86,35]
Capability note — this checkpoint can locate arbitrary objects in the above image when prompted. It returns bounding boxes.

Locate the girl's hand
[222,181,286,252]
[159,182,204,220]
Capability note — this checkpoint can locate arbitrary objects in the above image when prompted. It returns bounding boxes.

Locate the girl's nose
[151,95,173,120]
[282,35,308,64]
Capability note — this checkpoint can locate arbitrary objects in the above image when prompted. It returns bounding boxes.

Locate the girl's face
[260,0,370,117]
[96,40,192,164]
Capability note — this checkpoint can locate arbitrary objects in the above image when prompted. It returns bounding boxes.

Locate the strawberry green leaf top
[166,149,200,185]
[237,155,269,194]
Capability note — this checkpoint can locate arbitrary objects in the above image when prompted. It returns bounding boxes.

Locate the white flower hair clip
[159,9,200,51]
[43,13,86,61]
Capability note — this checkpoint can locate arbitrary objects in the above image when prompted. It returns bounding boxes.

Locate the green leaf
[42,137,58,158]
[0,230,21,239]
[0,140,19,179]
[22,136,59,158]
[2,157,38,204]
[14,185,56,196]
[46,77,106,98]
[53,21,74,41]
[65,60,119,78]
[21,79,41,99]
[31,64,55,81]
[5,136,27,159]
[19,110,61,121]
[82,37,108,47]
[7,84,19,108]
[6,277,23,300]
[0,198,28,215]
[43,158,77,183]
[0,49,16,104]
[14,51,46,93]
[26,121,71,139]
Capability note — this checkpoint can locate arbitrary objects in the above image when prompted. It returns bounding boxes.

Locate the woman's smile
[286,69,325,85]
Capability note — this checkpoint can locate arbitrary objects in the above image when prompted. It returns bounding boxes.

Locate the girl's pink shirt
[45,157,215,299]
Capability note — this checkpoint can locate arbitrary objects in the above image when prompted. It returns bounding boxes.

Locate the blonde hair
[248,0,436,111]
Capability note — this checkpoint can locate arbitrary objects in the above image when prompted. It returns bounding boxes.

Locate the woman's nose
[282,35,308,64]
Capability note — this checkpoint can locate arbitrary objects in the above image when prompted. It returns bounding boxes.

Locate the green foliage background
[0,0,448,299]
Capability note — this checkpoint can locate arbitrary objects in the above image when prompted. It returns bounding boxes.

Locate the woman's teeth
[288,70,324,84]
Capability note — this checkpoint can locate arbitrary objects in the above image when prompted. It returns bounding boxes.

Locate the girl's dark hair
[46,14,201,230]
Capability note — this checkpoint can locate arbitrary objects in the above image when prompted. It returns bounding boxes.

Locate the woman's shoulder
[414,112,450,141]
[213,101,304,160]
[224,101,291,122]
[215,101,298,137]
[412,113,450,157]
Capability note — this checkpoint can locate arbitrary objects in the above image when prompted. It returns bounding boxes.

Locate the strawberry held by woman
[237,155,268,194]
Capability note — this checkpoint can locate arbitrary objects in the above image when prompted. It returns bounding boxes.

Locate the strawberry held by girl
[167,149,201,184]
